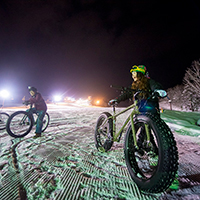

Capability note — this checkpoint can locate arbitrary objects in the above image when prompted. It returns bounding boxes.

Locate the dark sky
[1,0,200,102]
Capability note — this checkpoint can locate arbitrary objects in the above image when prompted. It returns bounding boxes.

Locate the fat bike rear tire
[6,111,34,138]
[33,112,50,132]
[124,113,179,193]
[41,112,50,132]
[95,112,113,152]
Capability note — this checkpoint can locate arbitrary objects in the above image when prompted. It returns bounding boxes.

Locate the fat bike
[6,103,50,138]
[94,87,178,193]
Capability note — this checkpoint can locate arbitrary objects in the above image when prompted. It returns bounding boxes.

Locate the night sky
[1,0,200,102]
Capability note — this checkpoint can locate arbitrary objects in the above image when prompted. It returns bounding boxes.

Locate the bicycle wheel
[124,113,178,193]
[41,112,50,132]
[0,112,9,130]
[32,112,50,132]
[6,111,33,138]
[95,112,113,152]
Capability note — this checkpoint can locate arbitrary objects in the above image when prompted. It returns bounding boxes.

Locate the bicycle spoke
[8,113,32,137]
[134,124,159,178]
[95,112,113,152]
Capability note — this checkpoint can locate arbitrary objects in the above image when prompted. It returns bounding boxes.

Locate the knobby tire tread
[124,113,179,193]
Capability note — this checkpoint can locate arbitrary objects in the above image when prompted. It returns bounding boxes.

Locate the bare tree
[160,84,184,110]
[183,60,200,96]
[183,60,200,111]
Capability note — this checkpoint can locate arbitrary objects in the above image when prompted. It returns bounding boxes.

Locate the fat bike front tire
[124,113,179,193]
[0,112,9,130]
[6,111,34,138]
[95,112,113,152]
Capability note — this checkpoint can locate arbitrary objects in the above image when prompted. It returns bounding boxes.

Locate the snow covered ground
[161,109,200,138]
[0,104,200,199]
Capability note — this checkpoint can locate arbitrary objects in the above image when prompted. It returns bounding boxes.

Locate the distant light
[76,98,90,106]
[0,90,9,98]
[65,97,76,102]
[54,95,62,102]
[88,96,92,101]
[96,100,100,105]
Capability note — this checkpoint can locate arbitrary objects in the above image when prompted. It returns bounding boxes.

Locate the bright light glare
[54,95,62,102]
[0,90,9,98]
[64,97,76,102]
[96,100,100,105]
[76,98,90,106]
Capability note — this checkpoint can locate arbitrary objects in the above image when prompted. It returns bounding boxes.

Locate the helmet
[130,65,146,75]
[28,86,37,92]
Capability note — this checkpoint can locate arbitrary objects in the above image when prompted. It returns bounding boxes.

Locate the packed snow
[0,103,200,199]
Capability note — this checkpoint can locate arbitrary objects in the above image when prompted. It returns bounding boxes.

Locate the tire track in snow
[1,106,200,199]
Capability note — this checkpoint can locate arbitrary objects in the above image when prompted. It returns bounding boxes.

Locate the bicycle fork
[130,113,150,150]
[130,112,138,149]
[21,113,33,125]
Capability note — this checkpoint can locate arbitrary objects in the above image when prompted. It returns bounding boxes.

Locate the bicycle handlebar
[110,84,147,97]
[110,85,133,92]
[110,84,167,100]
[22,101,33,108]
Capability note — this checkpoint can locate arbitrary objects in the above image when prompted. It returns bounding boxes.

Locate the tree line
[160,59,200,112]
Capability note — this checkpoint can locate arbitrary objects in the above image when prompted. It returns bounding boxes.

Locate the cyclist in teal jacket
[109,65,164,116]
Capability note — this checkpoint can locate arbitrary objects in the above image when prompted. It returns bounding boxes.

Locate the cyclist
[24,86,47,138]
[109,65,164,116]
[109,65,179,190]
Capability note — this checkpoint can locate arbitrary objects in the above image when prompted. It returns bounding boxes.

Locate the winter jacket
[116,78,164,114]
[28,92,47,112]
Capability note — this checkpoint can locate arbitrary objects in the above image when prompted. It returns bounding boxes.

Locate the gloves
[108,99,118,106]
[23,100,30,106]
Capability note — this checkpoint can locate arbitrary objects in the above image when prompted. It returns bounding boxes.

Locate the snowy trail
[0,105,200,199]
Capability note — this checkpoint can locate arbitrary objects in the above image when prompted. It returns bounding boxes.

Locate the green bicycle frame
[100,100,151,149]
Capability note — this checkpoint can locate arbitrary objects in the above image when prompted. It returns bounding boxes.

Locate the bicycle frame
[20,111,33,124]
[99,100,151,149]
[20,104,37,125]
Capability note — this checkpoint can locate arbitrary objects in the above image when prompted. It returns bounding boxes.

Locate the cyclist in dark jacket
[109,65,164,116]
[24,86,47,137]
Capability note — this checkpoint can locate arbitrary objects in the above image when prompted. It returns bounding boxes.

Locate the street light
[0,90,9,98]
[54,95,62,102]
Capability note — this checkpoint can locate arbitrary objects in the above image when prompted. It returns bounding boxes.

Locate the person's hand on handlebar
[23,100,30,106]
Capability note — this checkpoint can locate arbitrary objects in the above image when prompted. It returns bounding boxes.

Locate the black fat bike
[94,87,178,193]
[6,104,50,138]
